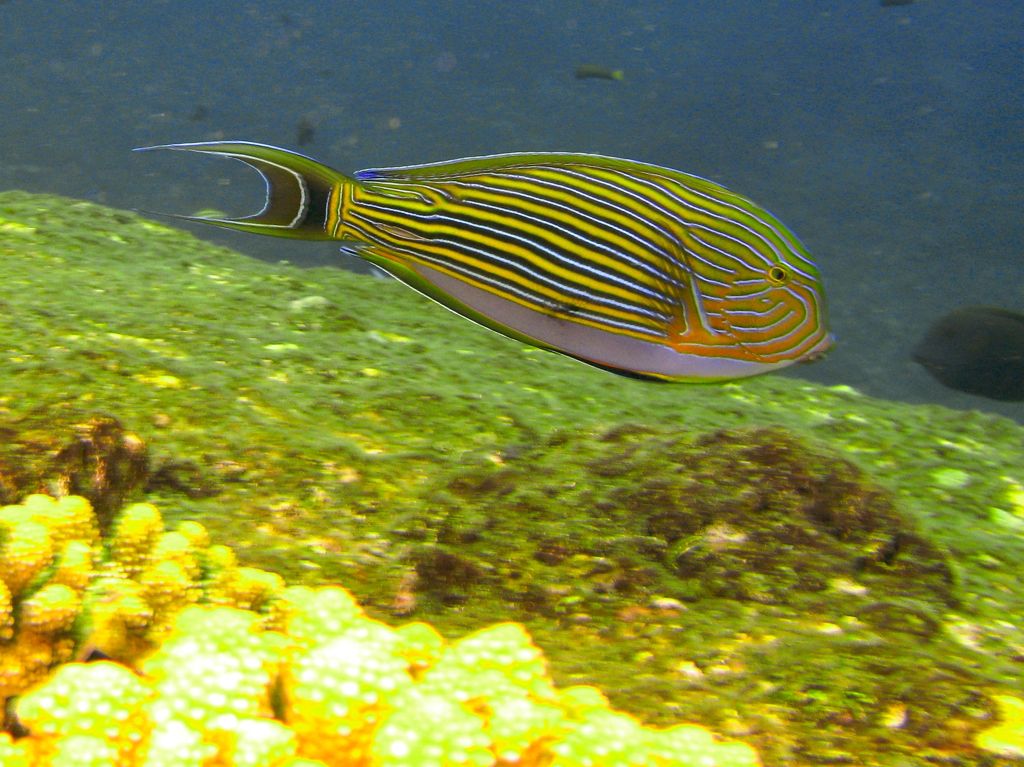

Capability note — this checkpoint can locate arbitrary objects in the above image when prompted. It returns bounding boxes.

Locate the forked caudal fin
[133,141,350,239]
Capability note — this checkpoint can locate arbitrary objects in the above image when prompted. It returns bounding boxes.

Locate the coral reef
[1,494,758,767]
[0,494,97,703]
[975,694,1024,758]
[0,494,284,705]
[2,192,1023,765]
[0,412,148,533]
[412,425,1008,763]
[425,425,957,610]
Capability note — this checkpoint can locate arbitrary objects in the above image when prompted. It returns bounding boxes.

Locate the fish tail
[133,141,351,239]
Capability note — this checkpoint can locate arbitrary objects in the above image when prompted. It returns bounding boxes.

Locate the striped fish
[137,142,832,381]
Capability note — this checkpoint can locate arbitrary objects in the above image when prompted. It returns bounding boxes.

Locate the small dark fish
[574,65,624,81]
[880,0,915,6]
[912,307,1024,401]
[188,104,209,122]
[296,117,316,146]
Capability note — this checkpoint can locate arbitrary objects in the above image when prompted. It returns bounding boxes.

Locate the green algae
[2,190,1023,765]
[411,424,992,763]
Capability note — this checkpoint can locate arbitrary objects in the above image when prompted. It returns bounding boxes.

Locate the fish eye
[766,265,789,286]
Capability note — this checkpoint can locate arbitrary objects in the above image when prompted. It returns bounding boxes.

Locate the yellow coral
[202,546,287,615]
[175,519,210,550]
[46,495,99,548]
[11,495,98,552]
[11,595,760,767]
[394,621,445,676]
[150,530,201,581]
[557,685,611,715]
[213,717,298,767]
[139,559,198,633]
[49,539,94,592]
[284,632,414,763]
[274,584,364,640]
[0,496,96,600]
[484,692,567,764]
[81,575,154,660]
[110,501,163,578]
[0,514,53,597]
[4,496,760,767]
[16,661,151,765]
[211,565,286,613]
[419,622,554,705]
[0,578,13,641]
[142,607,280,728]
[0,511,85,698]
[976,694,1024,757]
[548,709,649,766]
[0,494,290,703]
[655,722,761,766]
[0,626,75,700]
[371,690,493,767]
[20,583,80,635]
[0,732,33,766]
[141,719,218,765]
[49,735,120,767]
[206,542,238,571]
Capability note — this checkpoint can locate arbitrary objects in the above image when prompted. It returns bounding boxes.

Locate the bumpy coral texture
[975,694,1024,758]
[2,495,761,766]
[0,494,284,705]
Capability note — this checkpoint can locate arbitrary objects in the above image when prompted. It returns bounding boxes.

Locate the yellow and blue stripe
[136,142,832,381]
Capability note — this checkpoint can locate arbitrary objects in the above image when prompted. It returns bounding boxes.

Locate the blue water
[1,0,1021,419]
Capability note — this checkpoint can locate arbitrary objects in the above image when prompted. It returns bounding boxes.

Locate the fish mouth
[799,332,835,363]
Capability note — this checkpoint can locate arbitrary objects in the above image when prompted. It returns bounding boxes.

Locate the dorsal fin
[355,151,711,184]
